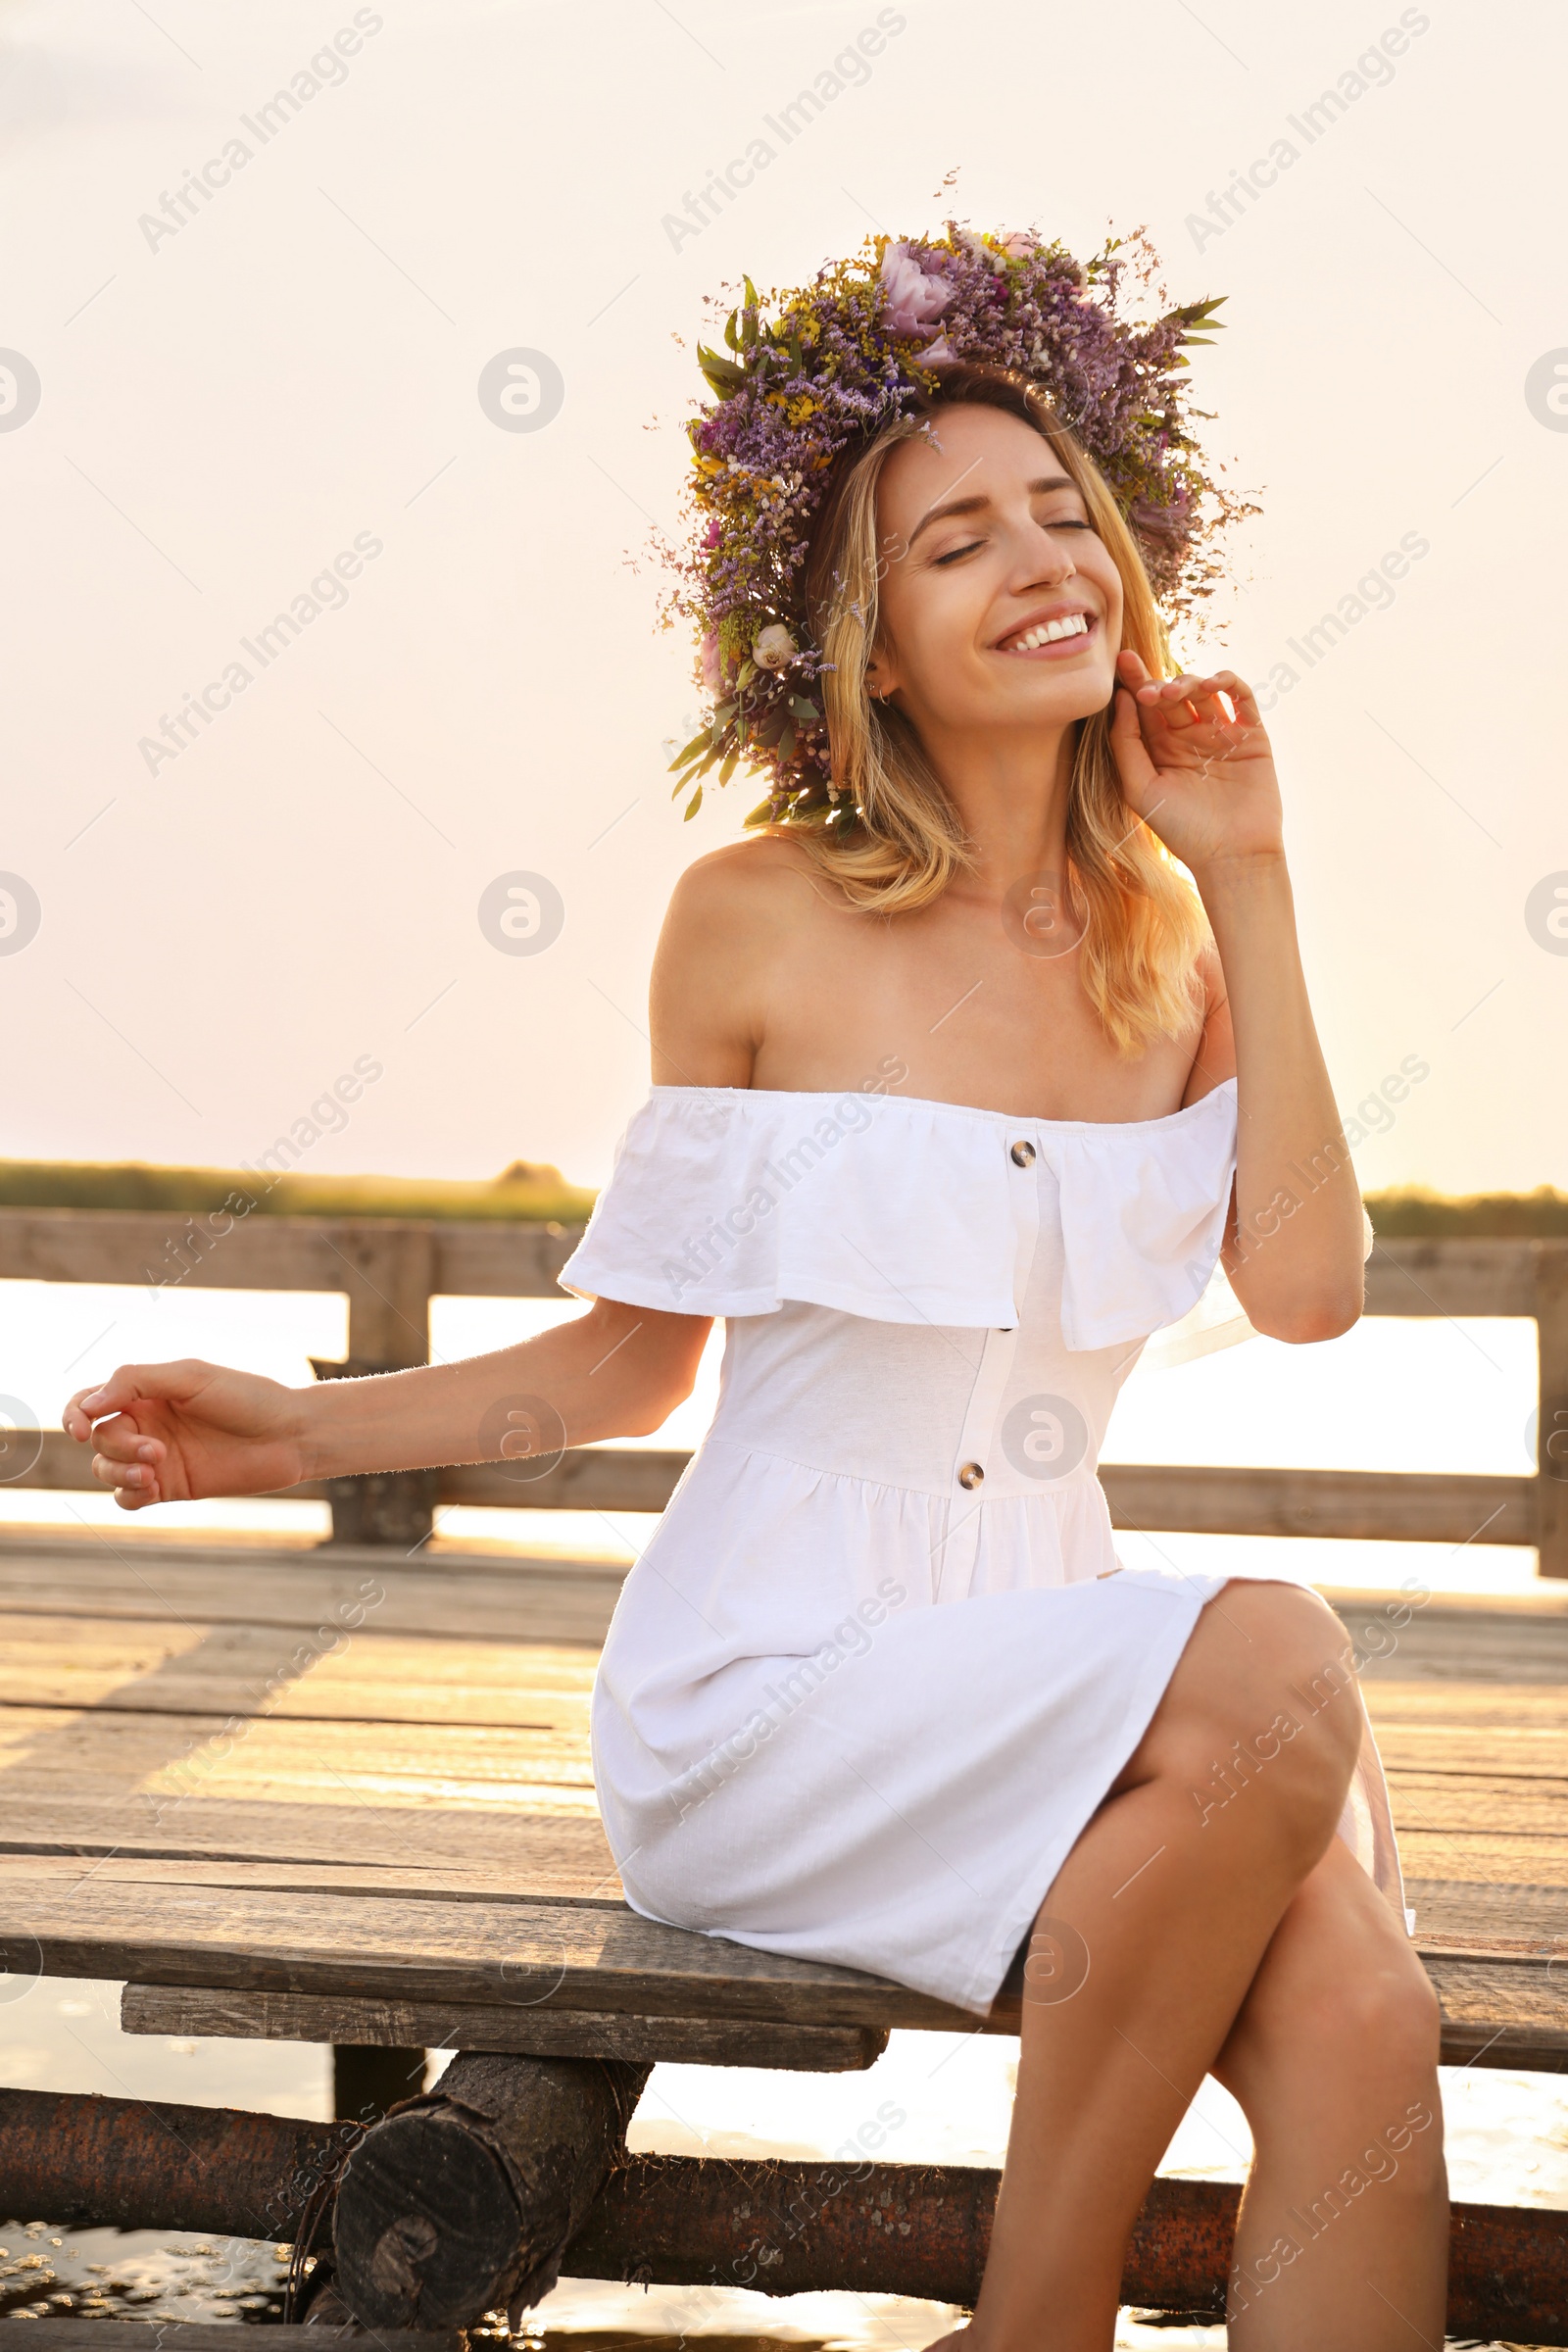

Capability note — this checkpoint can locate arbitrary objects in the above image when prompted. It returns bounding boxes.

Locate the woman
[66,233,1446,2348]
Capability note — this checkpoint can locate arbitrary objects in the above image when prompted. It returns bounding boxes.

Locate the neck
[916,714,1078,899]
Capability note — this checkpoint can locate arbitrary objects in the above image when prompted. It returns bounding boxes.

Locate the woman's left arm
[1112,650,1366,1344]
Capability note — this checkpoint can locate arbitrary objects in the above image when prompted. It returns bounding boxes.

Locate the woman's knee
[1277,1940,1442,2087]
[1220,1859,1444,2127]
[1136,1581,1363,1851]
[1234,1959,1446,2190]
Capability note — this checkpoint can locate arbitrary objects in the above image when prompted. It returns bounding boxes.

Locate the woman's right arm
[63,1298,710,1511]
[69,840,789,1513]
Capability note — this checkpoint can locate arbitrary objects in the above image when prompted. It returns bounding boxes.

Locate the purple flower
[878,240,953,340]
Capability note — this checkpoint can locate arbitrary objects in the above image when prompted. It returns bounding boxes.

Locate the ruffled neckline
[649,1077,1238,1136]
[561,1078,1241,1348]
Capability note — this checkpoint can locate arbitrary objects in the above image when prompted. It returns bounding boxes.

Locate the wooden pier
[3,1529,1568,2334]
[3,1207,1568,2334]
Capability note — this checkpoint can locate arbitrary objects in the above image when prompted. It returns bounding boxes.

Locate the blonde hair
[792,365,1208,1055]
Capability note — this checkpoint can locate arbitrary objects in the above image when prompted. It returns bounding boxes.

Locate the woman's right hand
[62,1360,311,1510]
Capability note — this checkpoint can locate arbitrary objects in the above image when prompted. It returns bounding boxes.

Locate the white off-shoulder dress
[559,1081,1405,2016]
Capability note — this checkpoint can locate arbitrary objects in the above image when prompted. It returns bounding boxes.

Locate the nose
[1015,518,1077,588]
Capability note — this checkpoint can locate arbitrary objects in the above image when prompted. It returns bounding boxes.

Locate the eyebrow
[906,473,1077,552]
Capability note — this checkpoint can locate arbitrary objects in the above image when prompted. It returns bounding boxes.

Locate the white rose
[753,623,798,671]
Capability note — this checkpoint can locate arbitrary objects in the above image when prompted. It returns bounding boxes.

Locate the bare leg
[926,1579,1369,2352]
[1215,1836,1446,2348]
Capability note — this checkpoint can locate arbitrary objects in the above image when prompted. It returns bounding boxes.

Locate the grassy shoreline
[2,1158,1565,1236]
[0,1156,594,1225]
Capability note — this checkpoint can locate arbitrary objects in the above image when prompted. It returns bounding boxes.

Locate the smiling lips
[998,612,1094,655]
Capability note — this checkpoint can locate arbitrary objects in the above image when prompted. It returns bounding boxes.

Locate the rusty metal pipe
[3,2088,1567,2343]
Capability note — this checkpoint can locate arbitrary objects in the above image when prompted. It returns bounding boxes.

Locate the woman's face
[867,403,1124,746]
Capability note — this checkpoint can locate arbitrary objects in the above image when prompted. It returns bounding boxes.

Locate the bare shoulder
[650,833,829,1086]
[662,830,828,930]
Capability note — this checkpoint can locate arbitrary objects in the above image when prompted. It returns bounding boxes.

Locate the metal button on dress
[957,1461,985,1490]
[1009,1140,1037,1168]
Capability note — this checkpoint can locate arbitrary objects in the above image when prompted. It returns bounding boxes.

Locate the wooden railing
[2,1208,1564,1573]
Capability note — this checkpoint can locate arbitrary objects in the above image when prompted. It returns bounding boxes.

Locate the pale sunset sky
[1,0,1563,1196]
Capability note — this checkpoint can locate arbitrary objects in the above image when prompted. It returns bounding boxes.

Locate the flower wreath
[661,224,1247,832]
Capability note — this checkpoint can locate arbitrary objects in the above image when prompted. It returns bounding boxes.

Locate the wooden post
[336,1224,437,1371]
[1536,1244,1568,1580]
[331,2052,650,2331]
[313,1222,439,1548]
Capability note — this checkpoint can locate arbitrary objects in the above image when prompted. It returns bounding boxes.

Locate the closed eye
[931,539,984,566]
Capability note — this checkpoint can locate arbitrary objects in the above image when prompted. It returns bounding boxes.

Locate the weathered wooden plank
[1102,1464,1535,1543]
[0,1701,594,1787]
[0,1616,595,1724]
[1379,1738,1568,1776]
[121,1983,890,2072]
[20,1427,689,1514]
[0,1540,627,1644]
[444,1447,693,1512]
[10,1867,1568,2068]
[1363,1237,1551,1318]
[37,1610,1568,1734]
[431,1220,585,1298]
[1537,1249,1568,1579]
[17,1850,1567,1954]
[0,1871,970,2029]
[14,1429,1544,1540]
[1425,1955,1568,2070]
[0,1852,618,1902]
[1393,1834,1568,1885]
[4,1556,1561,1668]
[20,1852,1561,1965]
[0,1208,577,1304]
[0,1206,354,1290]
[1404,1879,1568,1946]
[1351,1613,1568,1684]
[0,1795,617,1886]
[15,1691,1562,1834]
[1385,1776,1568,1828]
[3,1208,1545,1314]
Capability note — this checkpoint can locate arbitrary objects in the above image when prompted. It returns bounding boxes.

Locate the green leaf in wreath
[697,344,746,398]
[667,728,713,773]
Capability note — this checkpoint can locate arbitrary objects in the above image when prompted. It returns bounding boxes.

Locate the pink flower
[700,631,724,690]
[1000,231,1038,261]
[918,333,957,366]
[702,517,722,550]
[878,240,952,340]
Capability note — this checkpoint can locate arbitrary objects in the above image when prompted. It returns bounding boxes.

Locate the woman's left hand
[1109,649,1284,873]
